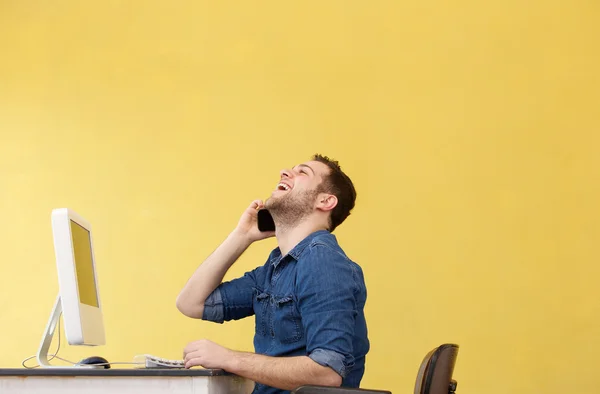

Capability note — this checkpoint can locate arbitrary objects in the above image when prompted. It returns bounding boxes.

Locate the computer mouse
[78,356,111,369]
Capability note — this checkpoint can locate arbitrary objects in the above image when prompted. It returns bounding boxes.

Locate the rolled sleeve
[202,288,224,323]
[309,348,349,378]
[203,264,266,323]
[296,243,358,377]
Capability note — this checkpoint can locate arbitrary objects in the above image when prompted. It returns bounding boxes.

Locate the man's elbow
[175,296,204,319]
[325,373,342,387]
[319,368,342,387]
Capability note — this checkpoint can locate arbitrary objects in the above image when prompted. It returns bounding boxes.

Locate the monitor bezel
[51,208,105,346]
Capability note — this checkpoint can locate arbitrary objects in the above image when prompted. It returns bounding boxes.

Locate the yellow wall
[1,1,598,393]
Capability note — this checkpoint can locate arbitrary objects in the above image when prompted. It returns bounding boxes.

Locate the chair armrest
[292,385,391,394]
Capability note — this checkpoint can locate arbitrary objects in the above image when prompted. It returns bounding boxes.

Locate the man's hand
[182,340,342,390]
[234,200,276,243]
[183,339,234,370]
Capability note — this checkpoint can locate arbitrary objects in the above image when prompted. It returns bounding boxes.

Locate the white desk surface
[0,368,255,394]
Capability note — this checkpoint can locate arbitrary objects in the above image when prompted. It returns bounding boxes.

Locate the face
[265,160,332,225]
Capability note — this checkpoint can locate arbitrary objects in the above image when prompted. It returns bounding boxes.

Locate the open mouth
[276,182,292,192]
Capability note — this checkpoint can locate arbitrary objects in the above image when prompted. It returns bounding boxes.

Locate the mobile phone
[257,209,276,232]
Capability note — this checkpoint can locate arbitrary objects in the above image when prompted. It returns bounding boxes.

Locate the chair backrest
[414,344,459,394]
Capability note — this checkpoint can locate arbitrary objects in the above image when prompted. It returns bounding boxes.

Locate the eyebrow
[295,164,315,174]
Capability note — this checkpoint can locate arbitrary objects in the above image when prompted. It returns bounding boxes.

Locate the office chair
[413,343,459,394]
[292,385,391,394]
[292,343,459,394]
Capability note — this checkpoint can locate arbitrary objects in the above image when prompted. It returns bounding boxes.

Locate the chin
[266,193,286,206]
[266,199,287,214]
[264,198,276,210]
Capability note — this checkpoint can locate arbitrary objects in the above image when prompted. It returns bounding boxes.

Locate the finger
[183,342,196,356]
[183,340,203,356]
[185,357,204,369]
[249,200,264,210]
[184,349,203,364]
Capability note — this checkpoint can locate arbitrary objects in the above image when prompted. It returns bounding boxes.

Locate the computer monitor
[36,208,106,368]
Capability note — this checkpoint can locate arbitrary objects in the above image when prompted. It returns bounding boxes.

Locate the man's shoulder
[300,232,364,275]
[307,231,354,262]
[308,230,339,247]
[296,232,367,295]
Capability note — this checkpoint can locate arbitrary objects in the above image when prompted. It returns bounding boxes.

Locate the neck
[275,218,328,256]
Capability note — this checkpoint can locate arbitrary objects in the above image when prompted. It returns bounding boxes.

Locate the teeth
[277,183,291,191]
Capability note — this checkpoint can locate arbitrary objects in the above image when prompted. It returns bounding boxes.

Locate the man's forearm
[227,351,342,391]
[176,230,252,318]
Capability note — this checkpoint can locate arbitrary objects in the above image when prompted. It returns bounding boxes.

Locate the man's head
[265,154,356,232]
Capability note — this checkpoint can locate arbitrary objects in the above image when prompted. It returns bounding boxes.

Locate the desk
[0,368,255,393]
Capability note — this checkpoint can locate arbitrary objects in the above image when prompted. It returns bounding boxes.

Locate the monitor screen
[70,220,99,308]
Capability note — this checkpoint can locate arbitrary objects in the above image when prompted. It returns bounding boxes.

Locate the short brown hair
[312,154,357,232]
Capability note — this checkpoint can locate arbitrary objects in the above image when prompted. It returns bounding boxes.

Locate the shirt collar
[269,230,330,267]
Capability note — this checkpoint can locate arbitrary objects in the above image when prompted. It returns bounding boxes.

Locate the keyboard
[134,354,186,369]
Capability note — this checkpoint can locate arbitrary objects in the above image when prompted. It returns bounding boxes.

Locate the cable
[22,318,77,369]
[22,315,145,369]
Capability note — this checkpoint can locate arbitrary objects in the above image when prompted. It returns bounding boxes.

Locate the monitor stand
[36,295,97,369]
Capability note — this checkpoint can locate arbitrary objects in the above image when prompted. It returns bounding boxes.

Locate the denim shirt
[202,230,370,394]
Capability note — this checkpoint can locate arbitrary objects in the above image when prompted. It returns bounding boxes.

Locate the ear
[316,193,338,212]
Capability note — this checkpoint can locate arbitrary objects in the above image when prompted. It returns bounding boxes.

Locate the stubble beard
[265,189,320,230]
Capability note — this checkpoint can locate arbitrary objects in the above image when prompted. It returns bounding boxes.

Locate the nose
[280,168,292,179]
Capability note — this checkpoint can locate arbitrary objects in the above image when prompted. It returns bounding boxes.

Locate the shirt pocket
[273,295,303,344]
[253,289,270,337]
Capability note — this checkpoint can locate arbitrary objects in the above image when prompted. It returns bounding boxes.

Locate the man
[176,154,369,394]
